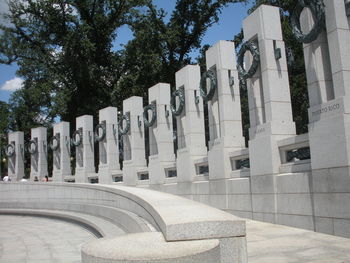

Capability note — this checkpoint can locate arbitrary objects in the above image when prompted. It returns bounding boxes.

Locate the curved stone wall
[0,182,247,263]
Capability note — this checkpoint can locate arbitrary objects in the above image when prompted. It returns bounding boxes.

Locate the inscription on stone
[311,103,340,117]
[255,127,265,134]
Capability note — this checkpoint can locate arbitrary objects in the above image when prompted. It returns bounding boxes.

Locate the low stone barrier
[0,182,247,263]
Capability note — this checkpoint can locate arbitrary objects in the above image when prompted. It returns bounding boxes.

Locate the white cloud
[1,77,24,91]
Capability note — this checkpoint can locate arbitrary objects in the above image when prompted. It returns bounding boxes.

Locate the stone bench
[0,208,125,238]
[82,232,220,263]
[0,182,247,262]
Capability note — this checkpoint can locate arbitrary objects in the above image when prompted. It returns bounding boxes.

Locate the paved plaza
[246,220,350,263]
[0,215,96,263]
[0,215,350,263]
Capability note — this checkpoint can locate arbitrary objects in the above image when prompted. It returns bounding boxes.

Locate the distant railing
[194,157,209,180]
[229,149,250,178]
[278,134,311,173]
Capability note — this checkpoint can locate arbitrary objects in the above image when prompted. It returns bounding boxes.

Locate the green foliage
[119,0,248,100]
[0,0,250,171]
[0,0,148,175]
[0,102,10,177]
[0,0,249,134]
[0,101,10,135]
[0,0,148,129]
[2,0,310,139]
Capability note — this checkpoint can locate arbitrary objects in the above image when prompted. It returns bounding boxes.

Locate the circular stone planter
[82,232,220,263]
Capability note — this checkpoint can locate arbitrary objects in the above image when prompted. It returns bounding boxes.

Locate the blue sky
[0,1,251,103]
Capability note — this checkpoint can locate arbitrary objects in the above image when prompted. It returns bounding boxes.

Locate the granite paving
[1,215,350,262]
[246,220,350,263]
[0,215,96,263]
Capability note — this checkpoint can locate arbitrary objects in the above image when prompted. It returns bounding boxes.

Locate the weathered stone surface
[82,232,220,263]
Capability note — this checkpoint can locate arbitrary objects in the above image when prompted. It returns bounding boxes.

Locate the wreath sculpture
[119,114,131,135]
[290,0,326,44]
[27,140,38,155]
[199,65,217,102]
[49,135,60,151]
[237,41,260,89]
[94,123,106,142]
[4,143,15,157]
[170,86,185,116]
[72,129,82,147]
[143,103,157,128]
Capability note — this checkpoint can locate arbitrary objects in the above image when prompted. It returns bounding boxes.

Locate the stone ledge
[0,182,247,263]
[0,208,125,238]
[82,232,220,263]
[0,201,154,234]
[0,182,246,241]
[104,184,246,241]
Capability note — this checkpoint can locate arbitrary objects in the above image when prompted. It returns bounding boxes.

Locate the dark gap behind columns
[240,85,250,147]
[47,127,53,177]
[198,63,212,150]
[94,118,99,173]
[70,122,76,176]
[144,100,150,166]
[172,114,178,157]
[119,131,124,170]
[203,102,210,150]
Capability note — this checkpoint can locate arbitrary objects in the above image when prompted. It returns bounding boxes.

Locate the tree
[1,0,250,133]
[234,0,308,136]
[0,101,9,177]
[0,100,10,165]
[118,0,249,153]
[0,101,10,135]
[118,0,248,102]
[1,0,150,176]
[0,0,148,130]
[1,0,250,171]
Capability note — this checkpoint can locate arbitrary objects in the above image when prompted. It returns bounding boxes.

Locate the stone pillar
[325,0,350,99]
[306,0,350,170]
[243,5,296,222]
[7,131,24,181]
[98,107,120,184]
[300,7,334,107]
[148,83,176,185]
[305,0,350,234]
[52,122,71,182]
[122,96,147,186]
[29,127,48,181]
[175,65,207,182]
[206,40,245,180]
[75,115,95,183]
[244,5,296,175]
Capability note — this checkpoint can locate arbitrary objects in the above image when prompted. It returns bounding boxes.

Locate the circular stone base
[82,232,220,263]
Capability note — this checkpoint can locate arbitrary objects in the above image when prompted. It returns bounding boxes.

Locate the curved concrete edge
[81,232,221,263]
[0,202,154,234]
[58,182,245,241]
[0,208,125,238]
[0,182,245,241]
[100,183,246,241]
[0,182,248,262]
